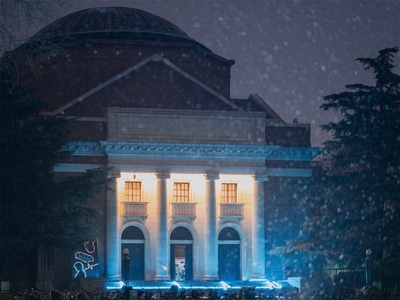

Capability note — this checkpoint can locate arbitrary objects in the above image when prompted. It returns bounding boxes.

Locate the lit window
[125,181,141,202]
[221,183,237,203]
[173,182,190,203]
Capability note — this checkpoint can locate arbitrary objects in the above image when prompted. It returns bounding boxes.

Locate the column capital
[252,174,268,182]
[204,173,219,181]
[155,171,170,180]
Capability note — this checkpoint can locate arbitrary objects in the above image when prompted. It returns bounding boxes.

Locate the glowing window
[221,183,237,203]
[125,181,141,202]
[173,182,190,203]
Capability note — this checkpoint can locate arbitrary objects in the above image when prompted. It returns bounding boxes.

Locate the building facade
[5,7,318,290]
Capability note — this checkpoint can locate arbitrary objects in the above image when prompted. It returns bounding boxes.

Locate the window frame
[124,181,142,202]
[173,182,191,203]
[220,182,238,203]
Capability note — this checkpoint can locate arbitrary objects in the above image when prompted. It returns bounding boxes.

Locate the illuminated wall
[115,172,256,281]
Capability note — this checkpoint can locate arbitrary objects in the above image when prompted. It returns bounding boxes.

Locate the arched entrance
[170,227,193,281]
[218,227,241,281]
[121,226,145,280]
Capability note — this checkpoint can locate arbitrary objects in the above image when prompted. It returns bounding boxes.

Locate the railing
[220,203,244,217]
[171,202,196,217]
[122,202,148,217]
[122,202,244,219]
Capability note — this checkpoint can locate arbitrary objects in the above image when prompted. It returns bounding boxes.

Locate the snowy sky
[25,0,400,146]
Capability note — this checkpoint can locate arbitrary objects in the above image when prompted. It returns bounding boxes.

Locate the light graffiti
[84,240,96,253]
[72,240,99,278]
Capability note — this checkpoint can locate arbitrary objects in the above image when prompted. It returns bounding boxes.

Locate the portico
[97,139,317,285]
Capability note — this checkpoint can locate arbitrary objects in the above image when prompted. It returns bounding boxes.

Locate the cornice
[63,141,105,156]
[62,141,321,161]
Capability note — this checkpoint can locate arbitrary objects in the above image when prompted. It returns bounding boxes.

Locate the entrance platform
[107,279,299,298]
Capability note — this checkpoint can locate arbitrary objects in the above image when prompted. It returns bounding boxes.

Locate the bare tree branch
[0,0,71,55]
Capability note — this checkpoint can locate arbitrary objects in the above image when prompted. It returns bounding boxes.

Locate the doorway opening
[170,227,193,281]
[121,226,145,280]
[218,227,241,281]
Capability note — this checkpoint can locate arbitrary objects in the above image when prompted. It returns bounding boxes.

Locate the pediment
[43,53,242,117]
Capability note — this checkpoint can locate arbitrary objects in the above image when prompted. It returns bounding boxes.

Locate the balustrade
[171,202,196,217]
[220,203,243,216]
[123,202,148,217]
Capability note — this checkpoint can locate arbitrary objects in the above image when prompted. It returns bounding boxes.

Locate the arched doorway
[218,227,241,281]
[121,226,145,280]
[170,227,193,281]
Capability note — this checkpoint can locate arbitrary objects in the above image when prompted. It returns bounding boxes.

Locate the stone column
[154,171,170,280]
[203,173,219,280]
[106,170,121,284]
[251,174,268,279]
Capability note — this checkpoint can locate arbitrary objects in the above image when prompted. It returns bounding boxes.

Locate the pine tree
[319,48,400,286]
[273,48,400,289]
[0,76,110,286]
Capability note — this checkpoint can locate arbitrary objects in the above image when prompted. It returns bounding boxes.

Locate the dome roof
[29,7,198,45]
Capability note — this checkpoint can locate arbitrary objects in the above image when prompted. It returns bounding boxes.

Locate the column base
[154,274,170,281]
[105,278,123,290]
[249,276,266,281]
[202,275,219,281]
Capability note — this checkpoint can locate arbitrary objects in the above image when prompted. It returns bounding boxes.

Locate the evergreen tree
[0,75,110,286]
[317,47,400,266]
[274,48,400,288]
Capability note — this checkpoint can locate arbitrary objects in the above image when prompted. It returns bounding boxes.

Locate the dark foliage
[316,48,400,266]
[0,73,110,280]
[271,48,400,287]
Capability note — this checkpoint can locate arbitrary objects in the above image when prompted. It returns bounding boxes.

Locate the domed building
[4,7,317,291]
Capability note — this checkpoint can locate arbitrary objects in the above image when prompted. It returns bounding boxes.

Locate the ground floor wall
[4,172,315,292]
[104,171,267,287]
